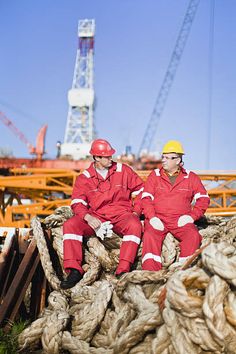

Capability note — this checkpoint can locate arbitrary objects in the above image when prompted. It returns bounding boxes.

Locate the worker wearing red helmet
[61,138,144,289]
[141,140,210,271]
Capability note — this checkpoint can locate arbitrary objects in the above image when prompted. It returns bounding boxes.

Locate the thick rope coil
[69,282,105,320]
[203,274,236,352]
[142,282,160,300]
[224,291,236,328]
[103,233,122,250]
[43,206,73,228]
[165,267,210,318]
[61,331,90,354]
[222,215,236,235]
[87,237,117,272]
[176,311,222,352]
[112,284,162,354]
[18,291,68,351]
[61,331,113,354]
[106,302,136,348]
[70,281,103,305]
[161,232,178,267]
[225,220,236,247]
[124,284,160,313]
[164,300,202,354]
[31,217,61,290]
[91,308,116,348]
[151,324,172,354]
[199,225,222,243]
[70,280,113,341]
[143,283,166,307]
[79,250,102,286]
[202,241,236,286]
[205,214,225,225]
[41,310,69,353]
[109,248,120,265]
[51,227,64,270]
[112,305,162,354]
[18,315,49,350]
[18,212,236,354]
[91,287,136,348]
[129,332,155,354]
[115,269,170,299]
[47,290,69,311]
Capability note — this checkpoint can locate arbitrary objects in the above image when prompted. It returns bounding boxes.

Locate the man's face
[96,155,113,169]
[161,153,180,171]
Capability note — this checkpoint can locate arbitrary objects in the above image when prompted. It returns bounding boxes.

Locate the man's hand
[84,214,101,229]
[150,217,164,231]
[178,215,194,227]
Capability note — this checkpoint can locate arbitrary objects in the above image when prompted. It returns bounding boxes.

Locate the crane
[0,111,47,160]
[138,0,200,156]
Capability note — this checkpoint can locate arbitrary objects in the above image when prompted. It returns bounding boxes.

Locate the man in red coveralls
[61,139,144,289]
[141,140,210,271]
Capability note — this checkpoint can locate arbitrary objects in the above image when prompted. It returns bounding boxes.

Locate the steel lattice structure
[0,169,236,227]
[64,19,95,144]
[138,0,200,155]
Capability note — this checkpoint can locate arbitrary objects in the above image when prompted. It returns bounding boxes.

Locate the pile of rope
[18,207,236,354]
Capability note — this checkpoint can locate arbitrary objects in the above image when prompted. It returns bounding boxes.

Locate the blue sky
[0,0,235,170]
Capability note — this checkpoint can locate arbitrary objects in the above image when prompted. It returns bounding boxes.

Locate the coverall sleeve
[70,175,89,219]
[141,171,157,219]
[127,167,144,216]
[189,173,210,221]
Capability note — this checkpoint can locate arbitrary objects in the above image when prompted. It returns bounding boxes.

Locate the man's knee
[63,215,91,235]
[125,214,142,234]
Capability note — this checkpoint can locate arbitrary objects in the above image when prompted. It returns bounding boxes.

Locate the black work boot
[61,268,83,289]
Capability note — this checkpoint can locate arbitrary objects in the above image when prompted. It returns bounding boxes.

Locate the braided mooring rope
[18,208,236,354]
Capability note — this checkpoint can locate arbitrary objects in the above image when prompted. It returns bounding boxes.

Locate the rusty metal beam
[0,238,39,330]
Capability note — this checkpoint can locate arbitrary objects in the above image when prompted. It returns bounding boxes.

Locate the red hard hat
[89,139,116,156]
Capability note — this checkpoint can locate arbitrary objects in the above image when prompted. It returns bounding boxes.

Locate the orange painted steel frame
[0,169,236,227]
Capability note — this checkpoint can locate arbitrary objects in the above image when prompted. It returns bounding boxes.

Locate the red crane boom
[0,111,47,160]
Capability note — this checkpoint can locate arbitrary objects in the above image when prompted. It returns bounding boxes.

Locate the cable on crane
[206,0,215,169]
[138,0,200,156]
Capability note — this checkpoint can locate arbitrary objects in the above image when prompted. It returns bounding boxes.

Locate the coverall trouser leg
[142,220,202,271]
[63,212,142,275]
[171,223,202,259]
[63,215,95,274]
[142,222,166,271]
[113,213,142,274]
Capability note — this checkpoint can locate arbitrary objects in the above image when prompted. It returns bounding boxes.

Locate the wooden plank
[0,232,16,281]
[0,238,39,327]
[5,253,40,331]
[0,234,17,299]
[0,250,17,302]
[39,276,48,314]
[30,262,45,321]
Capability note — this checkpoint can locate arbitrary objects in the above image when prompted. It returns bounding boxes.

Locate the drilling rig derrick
[61,19,96,160]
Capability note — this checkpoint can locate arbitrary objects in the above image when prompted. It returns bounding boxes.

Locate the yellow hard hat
[162,140,185,154]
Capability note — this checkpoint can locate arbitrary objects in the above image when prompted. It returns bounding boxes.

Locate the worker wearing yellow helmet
[141,140,210,271]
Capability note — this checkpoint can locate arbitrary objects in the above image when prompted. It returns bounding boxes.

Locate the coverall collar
[160,166,188,188]
[87,161,117,180]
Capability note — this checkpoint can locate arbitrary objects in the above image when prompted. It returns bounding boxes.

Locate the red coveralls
[63,162,144,274]
[141,167,210,270]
